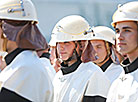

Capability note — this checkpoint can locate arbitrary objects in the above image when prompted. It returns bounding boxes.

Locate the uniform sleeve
[83,70,111,102]
[40,58,56,81]
[0,87,31,102]
[82,96,106,102]
[0,64,53,102]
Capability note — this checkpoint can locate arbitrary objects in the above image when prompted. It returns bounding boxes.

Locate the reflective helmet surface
[52,15,92,42]
[112,1,138,27]
[90,26,115,45]
[0,0,38,22]
[49,34,56,47]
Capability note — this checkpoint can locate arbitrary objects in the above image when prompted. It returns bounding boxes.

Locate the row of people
[0,0,137,102]
[48,1,138,102]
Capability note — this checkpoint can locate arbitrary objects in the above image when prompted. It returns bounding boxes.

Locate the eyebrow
[92,43,102,47]
[64,42,70,43]
[115,26,133,30]
[122,26,133,29]
[98,43,103,46]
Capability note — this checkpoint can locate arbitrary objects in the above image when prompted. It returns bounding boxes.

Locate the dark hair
[134,21,138,30]
[108,42,112,47]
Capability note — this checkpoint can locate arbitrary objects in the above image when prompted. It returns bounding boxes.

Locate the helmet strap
[63,42,80,66]
[96,41,111,66]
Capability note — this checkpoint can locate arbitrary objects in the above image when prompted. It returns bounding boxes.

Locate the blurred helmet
[52,15,92,42]
[49,34,56,47]
[112,1,138,27]
[90,26,115,45]
[0,0,38,22]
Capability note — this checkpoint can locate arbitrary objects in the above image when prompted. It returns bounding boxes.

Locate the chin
[118,50,128,55]
[117,48,125,54]
[93,60,99,64]
[60,57,68,61]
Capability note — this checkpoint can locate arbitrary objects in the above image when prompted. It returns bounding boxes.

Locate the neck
[67,59,78,66]
[97,57,110,67]
[127,48,138,63]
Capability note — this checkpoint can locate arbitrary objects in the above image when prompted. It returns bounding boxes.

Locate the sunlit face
[57,41,75,61]
[90,40,107,64]
[115,21,138,55]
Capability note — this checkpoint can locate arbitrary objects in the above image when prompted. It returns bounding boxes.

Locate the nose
[57,43,64,51]
[90,43,98,53]
[116,32,124,40]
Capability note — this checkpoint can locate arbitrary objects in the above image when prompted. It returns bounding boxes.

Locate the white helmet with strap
[52,15,95,63]
[0,0,38,22]
[89,26,116,64]
[90,26,115,45]
[52,15,92,42]
[112,1,138,27]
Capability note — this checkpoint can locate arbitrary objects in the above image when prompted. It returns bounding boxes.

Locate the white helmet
[49,34,56,47]
[52,15,92,42]
[89,26,115,45]
[112,1,138,27]
[0,0,38,22]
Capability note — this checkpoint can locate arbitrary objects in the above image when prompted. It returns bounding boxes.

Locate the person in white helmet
[38,48,56,81]
[90,26,124,83]
[107,1,138,102]
[0,0,53,101]
[38,35,56,81]
[52,15,111,102]
[49,34,61,72]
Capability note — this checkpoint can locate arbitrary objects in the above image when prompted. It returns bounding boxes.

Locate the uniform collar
[5,48,28,65]
[61,59,82,75]
[40,52,50,59]
[122,57,138,74]
[101,58,113,72]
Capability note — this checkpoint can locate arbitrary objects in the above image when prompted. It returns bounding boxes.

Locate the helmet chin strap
[96,55,109,66]
[63,49,79,65]
[63,42,80,66]
[95,41,111,66]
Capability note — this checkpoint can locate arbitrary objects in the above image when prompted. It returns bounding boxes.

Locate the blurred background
[32,0,137,42]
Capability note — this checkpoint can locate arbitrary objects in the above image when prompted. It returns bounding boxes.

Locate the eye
[97,45,102,48]
[115,29,119,34]
[64,42,70,46]
[64,42,69,44]
[64,42,70,44]
[124,29,130,32]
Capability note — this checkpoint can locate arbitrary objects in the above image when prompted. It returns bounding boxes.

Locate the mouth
[117,43,126,46]
[60,52,67,55]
